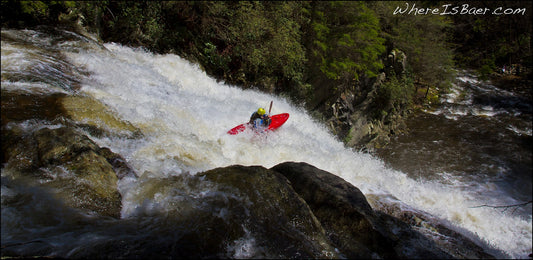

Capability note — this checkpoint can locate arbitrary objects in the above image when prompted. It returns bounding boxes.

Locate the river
[376,71,532,216]
[1,28,531,258]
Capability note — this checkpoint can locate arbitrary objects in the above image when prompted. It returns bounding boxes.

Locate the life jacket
[249,112,271,128]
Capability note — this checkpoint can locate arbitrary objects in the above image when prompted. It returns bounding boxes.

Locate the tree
[370,1,455,93]
[1,0,76,27]
[98,1,164,48]
[308,1,386,82]
[451,1,532,77]
[190,1,307,93]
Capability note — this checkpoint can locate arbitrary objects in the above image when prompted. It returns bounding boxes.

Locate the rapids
[2,28,532,258]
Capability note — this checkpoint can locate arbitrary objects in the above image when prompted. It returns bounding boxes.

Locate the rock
[387,49,407,76]
[62,165,338,259]
[1,73,140,218]
[61,96,142,138]
[0,91,66,126]
[271,161,456,259]
[1,90,141,139]
[2,125,131,218]
[311,49,411,151]
[199,165,339,258]
[98,147,137,180]
[1,88,141,217]
[368,194,496,259]
[272,162,398,258]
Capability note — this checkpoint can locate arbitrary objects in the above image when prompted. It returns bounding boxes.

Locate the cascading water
[2,28,531,258]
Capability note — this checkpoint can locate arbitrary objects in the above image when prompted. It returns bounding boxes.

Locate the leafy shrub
[373,74,414,119]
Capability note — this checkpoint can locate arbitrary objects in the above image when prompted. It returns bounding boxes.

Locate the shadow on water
[473,94,533,115]
[0,175,238,259]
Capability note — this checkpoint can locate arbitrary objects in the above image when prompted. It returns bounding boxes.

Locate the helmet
[257,108,266,115]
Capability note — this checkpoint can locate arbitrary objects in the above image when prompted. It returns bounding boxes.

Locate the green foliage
[478,58,497,80]
[370,1,455,89]
[228,2,306,83]
[202,42,231,72]
[6,0,526,116]
[373,74,415,119]
[20,1,48,18]
[98,2,164,47]
[166,1,309,99]
[73,1,108,30]
[309,2,386,81]
[451,1,532,73]
[1,0,76,26]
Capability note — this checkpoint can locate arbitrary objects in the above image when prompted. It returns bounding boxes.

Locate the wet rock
[368,195,496,259]
[1,88,140,217]
[61,96,142,138]
[1,90,141,139]
[2,125,133,218]
[271,161,455,259]
[199,165,339,258]
[272,161,397,258]
[93,166,338,258]
[0,90,66,126]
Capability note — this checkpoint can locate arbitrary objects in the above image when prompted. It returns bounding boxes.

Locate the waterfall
[2,28,531,258]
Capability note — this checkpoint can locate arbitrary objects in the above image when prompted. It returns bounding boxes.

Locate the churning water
[2,28,531,258]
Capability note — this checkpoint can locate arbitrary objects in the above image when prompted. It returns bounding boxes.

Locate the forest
[2,0,532,117]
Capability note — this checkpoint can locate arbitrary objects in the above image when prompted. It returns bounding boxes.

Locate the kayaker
[249,108,271,128]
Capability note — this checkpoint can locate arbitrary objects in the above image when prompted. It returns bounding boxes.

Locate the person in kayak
[249,107,271,129]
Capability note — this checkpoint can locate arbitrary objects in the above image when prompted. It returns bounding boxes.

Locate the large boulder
[368,194,496,259]
[2,125,134,218]
[198,165,339,258]
[271,161,454,259]
[272,161,397,258]
[61,165,339,259]
[1,88,141,218]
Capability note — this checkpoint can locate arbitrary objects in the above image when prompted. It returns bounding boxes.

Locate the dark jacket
[249,112,271,127]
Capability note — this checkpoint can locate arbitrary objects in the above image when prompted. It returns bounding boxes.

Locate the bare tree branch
[470,200,532,214]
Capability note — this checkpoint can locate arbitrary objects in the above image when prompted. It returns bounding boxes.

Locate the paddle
[268,100,273,115]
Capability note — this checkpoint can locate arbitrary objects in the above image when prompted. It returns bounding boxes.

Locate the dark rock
[271,161,455,259]
[311,49,411,151]
[272,161,398,258]
[1,88,140,218]
[369,195,496,259]
[80,165,338,258]
[387,49,407,77]
[199,165,339,258]
[0,90,67,126]
[98,147,137,180]
[2,125,130,218]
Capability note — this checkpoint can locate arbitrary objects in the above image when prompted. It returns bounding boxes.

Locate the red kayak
[227,113,289,135]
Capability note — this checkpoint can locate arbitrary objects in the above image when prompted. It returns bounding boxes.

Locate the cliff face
[309,49,411,151]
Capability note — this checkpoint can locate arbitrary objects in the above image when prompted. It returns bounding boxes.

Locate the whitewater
[2,29,532,258]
